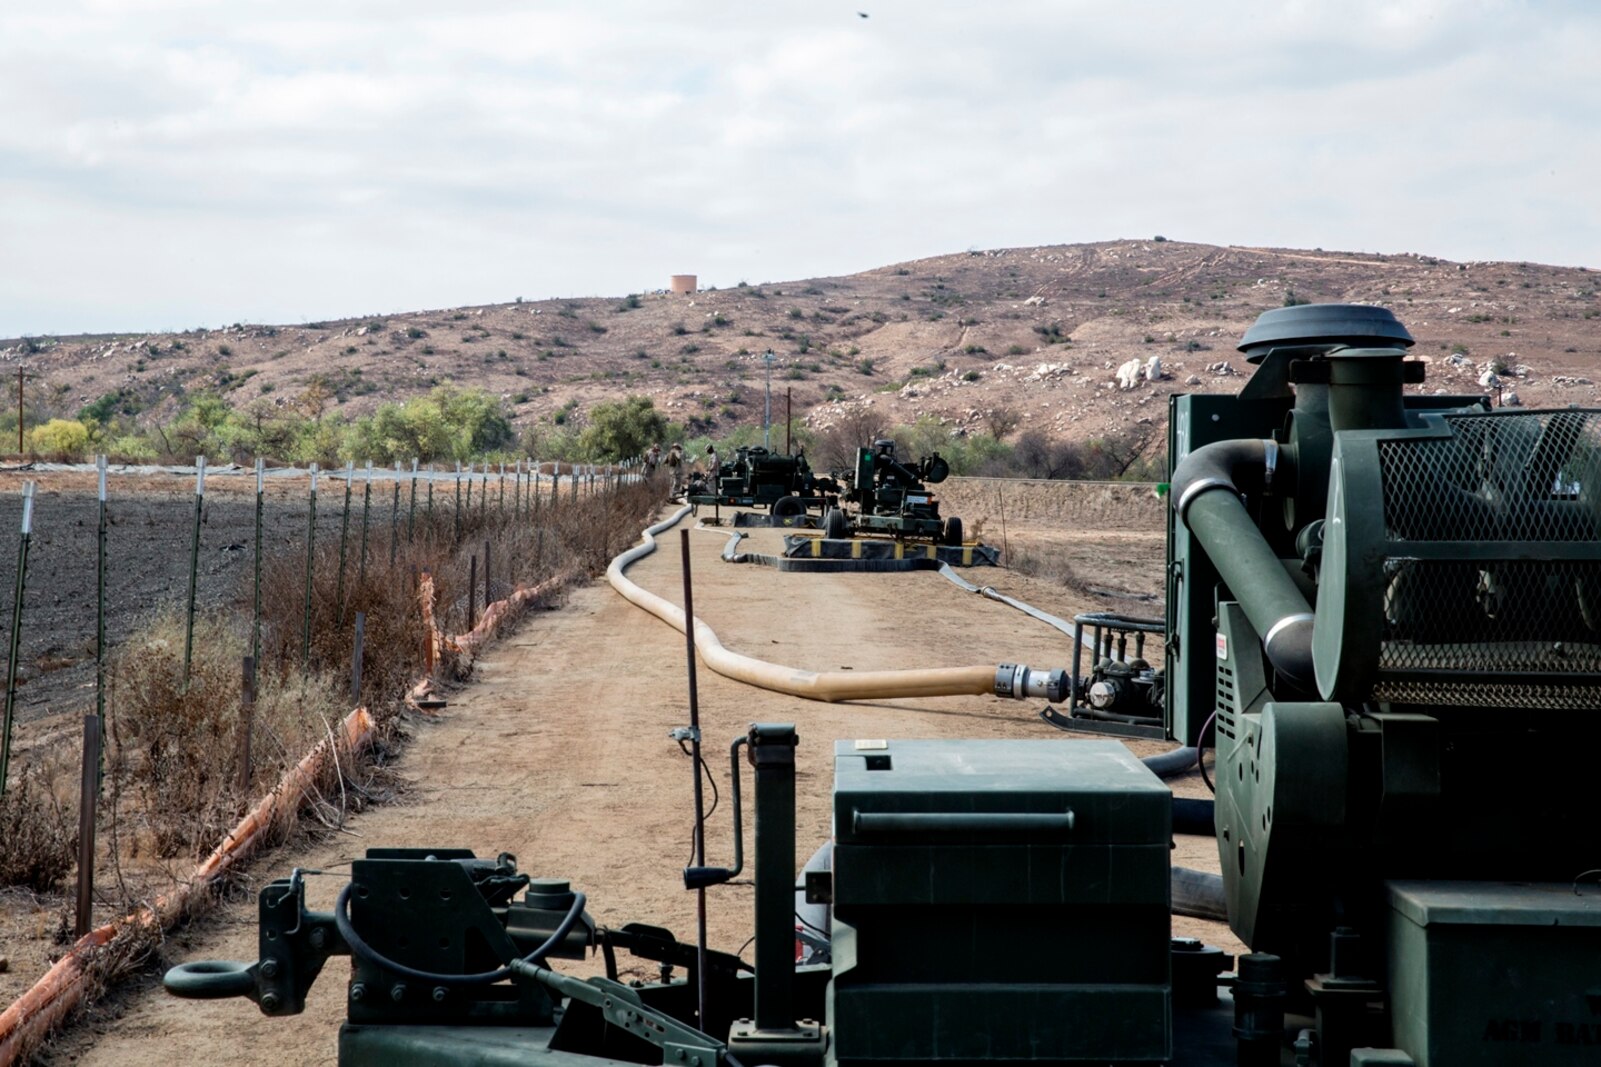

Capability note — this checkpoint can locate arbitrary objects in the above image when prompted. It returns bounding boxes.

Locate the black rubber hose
[1080,706,1165,726]
[334,882,587,987]
[1172,867,1228,922]
[1141,745,1198,779]
[1173,796,1216,836]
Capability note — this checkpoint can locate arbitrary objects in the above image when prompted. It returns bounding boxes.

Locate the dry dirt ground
[40,502,1232,1065]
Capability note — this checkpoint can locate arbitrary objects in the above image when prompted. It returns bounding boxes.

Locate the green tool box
[828,739,1172,1065]
[1386,880,1601,1066]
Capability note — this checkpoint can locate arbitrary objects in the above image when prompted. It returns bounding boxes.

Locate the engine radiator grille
[1371,410,1601,709]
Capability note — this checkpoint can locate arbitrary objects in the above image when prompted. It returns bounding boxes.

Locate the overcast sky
[2,0,1595,337]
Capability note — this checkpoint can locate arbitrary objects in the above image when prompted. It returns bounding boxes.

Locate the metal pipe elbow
[1170,438,1279,523]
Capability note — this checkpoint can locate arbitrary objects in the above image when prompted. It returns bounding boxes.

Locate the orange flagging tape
[0,706,375,1066]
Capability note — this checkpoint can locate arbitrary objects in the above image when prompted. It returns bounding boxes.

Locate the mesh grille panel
[1379,559,1601,675]
[1378,410,1600,541]
[1371,411,1601,709]
[1371,679,1601,711]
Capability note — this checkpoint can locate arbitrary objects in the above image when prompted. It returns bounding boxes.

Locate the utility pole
[763,349,775,449]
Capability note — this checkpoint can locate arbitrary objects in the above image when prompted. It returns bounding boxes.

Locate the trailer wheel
[824,507,849,540]
[942,516,964,547]
[772,495,806,519]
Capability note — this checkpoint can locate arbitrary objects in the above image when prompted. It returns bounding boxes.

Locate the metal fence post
[253,458,264,672]
[0,482,34,797]
[238,655,256,795]
[390,461,401,566]
[182,457,206,687]
[358,460,373,590]
[301,463,319,677]
[350,612,365,706]
[74,713,101,938]
[334,460,354,627]
[408,458,419,543]
[95,457,107,760]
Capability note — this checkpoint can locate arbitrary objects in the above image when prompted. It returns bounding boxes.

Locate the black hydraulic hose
[1172,867,1228,922]
[1142,745,1198,779]
[333,882,587,987]
[1197,710,1217,794]
[1173,797,1216,837]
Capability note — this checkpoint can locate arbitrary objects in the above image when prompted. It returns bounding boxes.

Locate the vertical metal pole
[301,464,318,677]
[763,349,774,449]
[483,538,491,608]
[426,462,435,526]
[678,528,709,1031]
[254,458,264,669]
[0,481,34,797]
[238,655,256,795]
[571,466,578,505]
[479,462,488,518]
[454,461,463,542]
[390,461,401,566]
[514,460,522,517]
[499,462,506,513]
[357,461,372,590]
[751,723,798,1032]
[533,460,543,517]
[74,713,101,938]
[467,554,477,632]
[94,457,107,739]
[350,612,365,706]
[465,460,474,515]
[408,458,419,543]
[182,457,206,688]
[334,461,353,627]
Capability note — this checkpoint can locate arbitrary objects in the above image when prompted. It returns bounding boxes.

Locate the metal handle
[851,809,1075,835]
[163,959,256,999]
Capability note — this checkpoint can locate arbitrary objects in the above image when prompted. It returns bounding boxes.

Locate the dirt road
[54,511,1230,1065]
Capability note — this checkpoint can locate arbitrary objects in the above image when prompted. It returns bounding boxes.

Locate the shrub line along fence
[0,452,654,1065]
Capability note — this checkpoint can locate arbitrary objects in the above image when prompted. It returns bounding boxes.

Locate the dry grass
[108,613,339,860]
[0,762,77,891]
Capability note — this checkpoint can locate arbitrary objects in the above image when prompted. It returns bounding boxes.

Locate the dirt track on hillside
[49,510,1230,1066]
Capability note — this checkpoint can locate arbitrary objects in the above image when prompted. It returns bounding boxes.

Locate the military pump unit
[167,303,1601,1066]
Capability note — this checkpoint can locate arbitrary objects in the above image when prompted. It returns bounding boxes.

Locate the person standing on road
[665,442,684,494]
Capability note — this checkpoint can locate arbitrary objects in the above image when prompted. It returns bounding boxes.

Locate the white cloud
[1,0,1597,335]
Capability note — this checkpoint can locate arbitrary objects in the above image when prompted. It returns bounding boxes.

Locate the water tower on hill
[670,274,697,295]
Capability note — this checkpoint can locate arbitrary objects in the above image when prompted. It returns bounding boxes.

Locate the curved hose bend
[607,508,1000,703]
[1170,439,1315,688]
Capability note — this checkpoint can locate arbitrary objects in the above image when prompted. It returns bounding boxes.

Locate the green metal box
[1386,880,1601,1066]
[828,739,1172,1065]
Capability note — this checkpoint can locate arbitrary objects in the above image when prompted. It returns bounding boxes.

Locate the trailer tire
[942,516,964,547]
[772,495,806,520]
[824,507,849,540]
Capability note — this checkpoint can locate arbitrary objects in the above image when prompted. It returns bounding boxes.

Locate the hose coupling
[994,663,1069,704]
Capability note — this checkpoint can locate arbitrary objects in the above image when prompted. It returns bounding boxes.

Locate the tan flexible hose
[608,506,1000,703]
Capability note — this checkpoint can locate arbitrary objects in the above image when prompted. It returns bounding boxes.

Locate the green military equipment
[686,446,839,520]
[825,439,962,544]
[167,301,1601,1065]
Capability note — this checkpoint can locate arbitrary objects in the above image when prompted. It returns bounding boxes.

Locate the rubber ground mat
[780,535,1000,567]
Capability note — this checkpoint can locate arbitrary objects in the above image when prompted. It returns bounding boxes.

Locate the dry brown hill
[5,239,1599,453]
